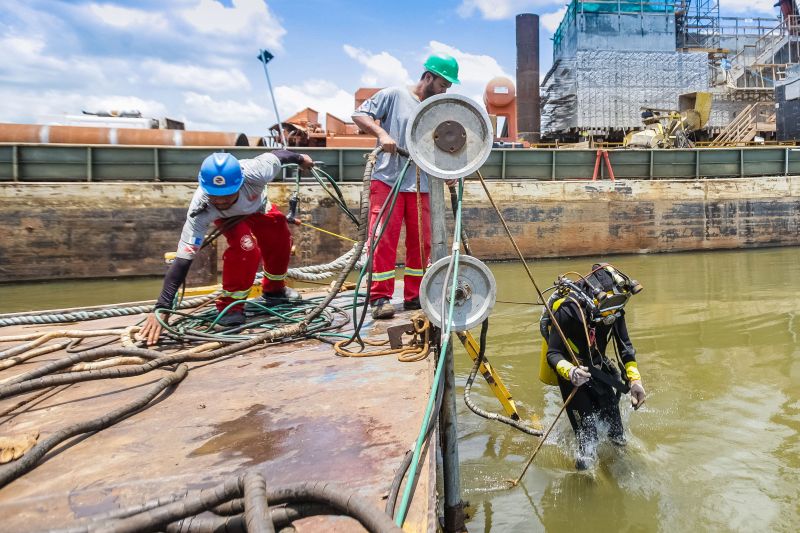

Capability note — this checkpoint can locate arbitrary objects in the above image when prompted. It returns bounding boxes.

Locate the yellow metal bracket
[455,331,520,420]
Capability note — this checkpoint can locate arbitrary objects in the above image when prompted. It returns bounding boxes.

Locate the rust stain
[189,404,291,465]
[188,404,398,475]
[68,489,119,518]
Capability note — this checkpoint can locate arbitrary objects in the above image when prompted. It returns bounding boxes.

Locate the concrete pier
[2,176,800,282]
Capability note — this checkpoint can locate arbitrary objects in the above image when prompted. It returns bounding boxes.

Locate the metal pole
[429,178,466,533]
[11,145,18,182]
[258,49,288,148]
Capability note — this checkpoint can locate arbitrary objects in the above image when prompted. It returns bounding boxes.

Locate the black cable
[448,183,473,256]
[92,476,403,533]
[463,320,543,436]
[340,155,408,349]
[385,348,446,518]
[0,364,188,489]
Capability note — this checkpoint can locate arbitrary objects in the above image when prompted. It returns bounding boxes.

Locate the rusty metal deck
[0,292,436,532]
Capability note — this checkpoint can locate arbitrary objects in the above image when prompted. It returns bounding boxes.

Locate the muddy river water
[458,248,800,532]
[1,248,798,532]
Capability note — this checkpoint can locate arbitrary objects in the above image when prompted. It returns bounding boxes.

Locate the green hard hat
[424,53,460,84]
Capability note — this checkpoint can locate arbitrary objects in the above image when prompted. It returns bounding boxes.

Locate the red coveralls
[368,180,431,303]
[215,204,292,312]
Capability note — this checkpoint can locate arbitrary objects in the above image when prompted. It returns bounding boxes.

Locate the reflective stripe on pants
[367,179,431,303]
[215,204,292,312]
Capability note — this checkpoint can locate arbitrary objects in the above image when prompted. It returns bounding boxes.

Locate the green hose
[345,159,411,346]
[395,179,464,526]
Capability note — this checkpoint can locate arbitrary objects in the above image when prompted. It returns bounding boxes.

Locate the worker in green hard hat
[352,53,459,320]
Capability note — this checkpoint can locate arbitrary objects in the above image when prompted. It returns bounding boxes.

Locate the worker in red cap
[139,150,313,345]
[352,53,460,319]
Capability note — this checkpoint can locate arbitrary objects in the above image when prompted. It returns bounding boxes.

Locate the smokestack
[516,13,540,142]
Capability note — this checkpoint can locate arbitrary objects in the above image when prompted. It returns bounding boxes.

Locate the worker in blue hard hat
[352,52,460,320]
[139,150,313,346]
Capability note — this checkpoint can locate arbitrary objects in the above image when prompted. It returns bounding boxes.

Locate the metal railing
[728,15,800,88]
[2,144,800,183]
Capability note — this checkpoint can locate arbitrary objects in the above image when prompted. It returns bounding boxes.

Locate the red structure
[483,77,518,142]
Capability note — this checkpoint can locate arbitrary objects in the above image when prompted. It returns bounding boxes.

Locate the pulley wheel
[406,94,493,180]
[419,255,497,332]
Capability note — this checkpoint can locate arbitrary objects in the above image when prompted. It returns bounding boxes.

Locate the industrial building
[540,1,800,143]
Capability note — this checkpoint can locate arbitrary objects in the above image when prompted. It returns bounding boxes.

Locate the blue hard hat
[198,153,243,196]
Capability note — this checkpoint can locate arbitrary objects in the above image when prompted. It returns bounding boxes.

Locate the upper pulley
[405,94,493,180]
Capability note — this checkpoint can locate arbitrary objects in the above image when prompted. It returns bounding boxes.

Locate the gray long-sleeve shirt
[353,86,429,193]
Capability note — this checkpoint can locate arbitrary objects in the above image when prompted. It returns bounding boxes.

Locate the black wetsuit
[545,297,637,454]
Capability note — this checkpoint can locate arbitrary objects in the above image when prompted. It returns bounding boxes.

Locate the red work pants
[367,180,431,303]
[215,204,292,312]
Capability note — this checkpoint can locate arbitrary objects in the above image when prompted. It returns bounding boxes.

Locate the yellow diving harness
[538,264,643,388]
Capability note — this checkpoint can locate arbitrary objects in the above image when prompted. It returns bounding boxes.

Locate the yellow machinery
[624,91,712,149]
[456,331,521,420]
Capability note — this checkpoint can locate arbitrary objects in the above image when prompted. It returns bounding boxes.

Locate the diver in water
[539,263,647,469]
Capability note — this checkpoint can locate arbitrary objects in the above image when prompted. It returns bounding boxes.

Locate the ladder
[709,103,776,146]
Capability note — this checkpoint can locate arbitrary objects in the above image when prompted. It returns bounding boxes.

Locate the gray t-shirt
[176,153,281,260]
[353,86,429,193]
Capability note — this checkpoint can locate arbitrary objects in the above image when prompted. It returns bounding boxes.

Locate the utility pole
[429,178,466,533]
[257,49,288,147]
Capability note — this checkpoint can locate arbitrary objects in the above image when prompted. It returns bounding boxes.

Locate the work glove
[569,365,591,387]
[630,380,646,409]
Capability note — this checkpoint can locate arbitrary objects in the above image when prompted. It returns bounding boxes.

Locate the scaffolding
[676,0,720,51]
[727,15,800,89]
[544,1,705,137]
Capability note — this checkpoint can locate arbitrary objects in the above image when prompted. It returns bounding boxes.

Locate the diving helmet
[580,263,642,325]
[539,263,643,338]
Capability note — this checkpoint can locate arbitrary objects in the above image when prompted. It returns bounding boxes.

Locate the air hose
[448,183,473,256]
[385,367,445,518]
[394,178,465,527]
[463,320,543,436]
[336,150,412,352]
[0,150,384,489]
[0,363,187,488]
[60,473,403,533]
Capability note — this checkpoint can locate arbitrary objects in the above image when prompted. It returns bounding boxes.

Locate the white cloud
[427,41,510,84]
[0,88,85,123]
[723,0,778,15]
[143,60,251,92]
[0,34,109,87]
[179,0,285,50]
[0,87,167,125]
[457,0,563,20]
[424,41,512,106]
[82,95,169,118]
[541,7,567,33]
[0,1,293,135]
[87,3,169,31]
[343,45,412,87]
[273,79,355,125]
[183,92,271,131]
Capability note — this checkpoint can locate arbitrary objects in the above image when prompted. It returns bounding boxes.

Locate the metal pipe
[429,179,465,533]
[0,123,249,146]
[86,146,92,182]
[516,13,541,142]
[11,144,18,181]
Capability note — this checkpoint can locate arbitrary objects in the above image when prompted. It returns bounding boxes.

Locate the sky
[0,0,785,135]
